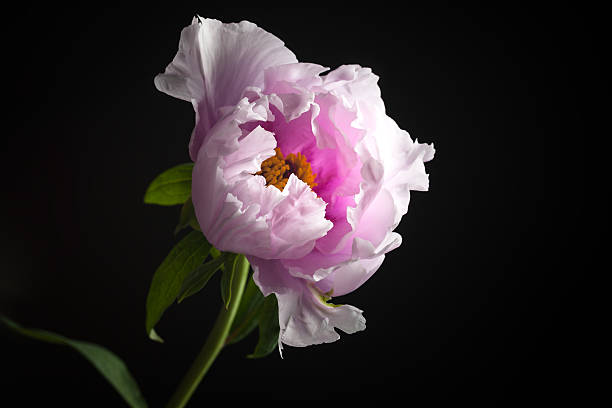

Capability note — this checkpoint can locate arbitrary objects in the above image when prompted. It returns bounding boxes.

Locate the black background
[1,4,598,405]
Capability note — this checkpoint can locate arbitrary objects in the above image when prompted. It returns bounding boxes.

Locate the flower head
[155,17,434,350]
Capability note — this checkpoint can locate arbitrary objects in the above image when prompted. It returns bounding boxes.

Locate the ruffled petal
[323,65,385,135]
[268,175,333,259]
[192,96,332,260]
[360,114,435,229]
[282,287,365,347]
[222,125,277,181]
[251,257,366,350]
[306,66,387,257]
[193,157,273,256]
[346,157,386,243]
[288,64,433,297]
[263,63,328,95]
[154,17,297,160]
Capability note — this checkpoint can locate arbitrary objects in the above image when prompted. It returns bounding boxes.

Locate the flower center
[256,147,317,191]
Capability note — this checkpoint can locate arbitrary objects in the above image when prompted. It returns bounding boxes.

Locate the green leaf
[226,275,265,345]
[210,247,225,272]
[210,246,222,259]
[174,196,200,235]
[145,231,212,341]
[1,315,148,408]
[247,294,280,359]
[147,328,164,343]
[220,253,239,309]
[177,255,226,303]
[144,163,194,206]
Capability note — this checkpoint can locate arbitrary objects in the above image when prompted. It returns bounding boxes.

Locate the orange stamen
[256,147,318,191]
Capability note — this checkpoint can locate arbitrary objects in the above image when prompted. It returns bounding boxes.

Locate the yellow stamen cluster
[256,147,318,191]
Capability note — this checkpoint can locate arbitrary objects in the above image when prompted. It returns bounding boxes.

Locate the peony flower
[155,16,434,350]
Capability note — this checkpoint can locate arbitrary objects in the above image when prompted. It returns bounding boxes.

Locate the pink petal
[193,157,272,256]
[154,17,297,160]
[362,114,436,229]
[315,256,385,297]
[316,233,402,296]
[192,97,331,260]
[263,63,328,95]
[268,175,333,259]
[250,257,366,350]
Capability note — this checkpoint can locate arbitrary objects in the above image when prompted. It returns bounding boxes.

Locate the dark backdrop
[1,4,597,405]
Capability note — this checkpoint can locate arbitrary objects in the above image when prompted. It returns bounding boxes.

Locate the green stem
[165,254,250,408]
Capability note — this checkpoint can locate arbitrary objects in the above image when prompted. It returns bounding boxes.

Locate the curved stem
[165,255,250,408]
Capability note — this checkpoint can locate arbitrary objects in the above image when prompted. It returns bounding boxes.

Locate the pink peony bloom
[155,17,435,349]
